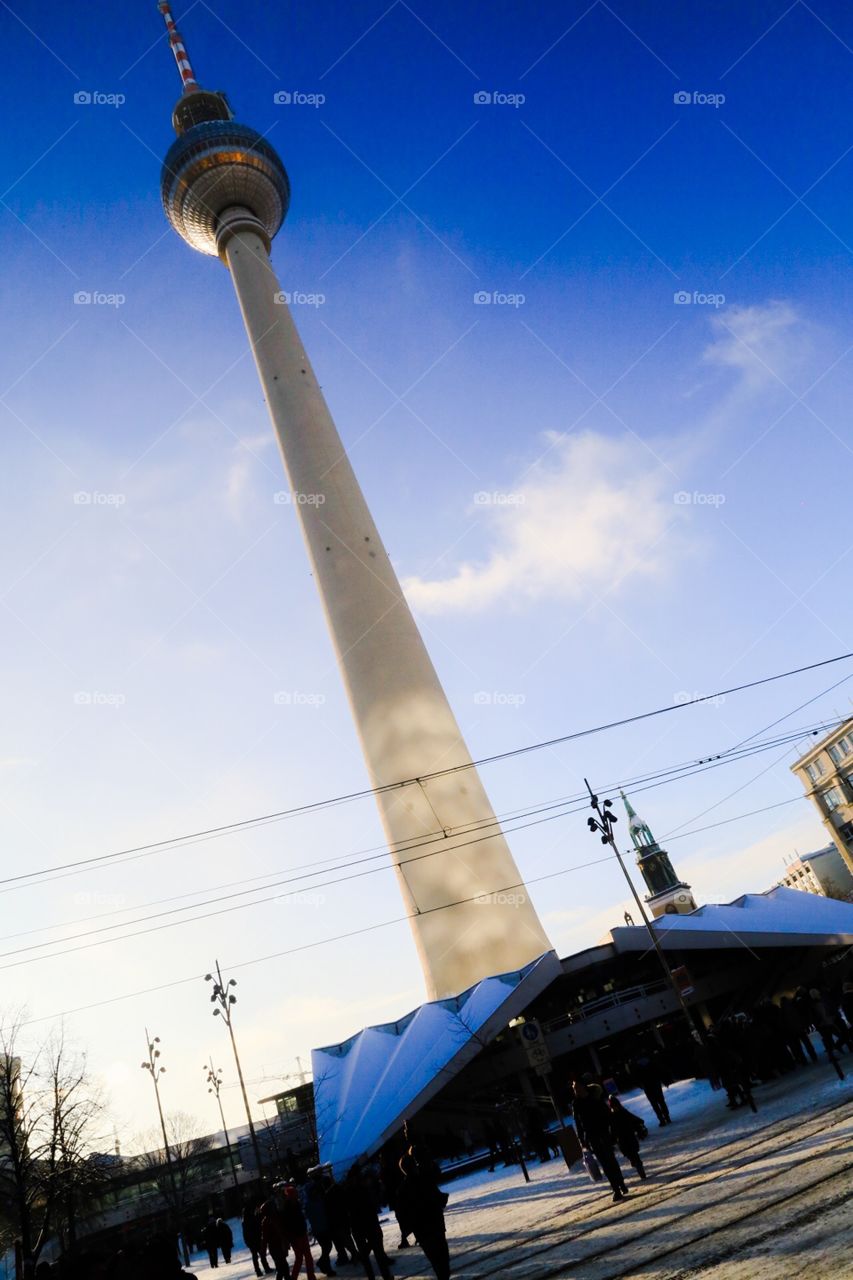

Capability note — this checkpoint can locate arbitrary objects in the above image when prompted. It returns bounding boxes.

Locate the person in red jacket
[282,1185,317,1280]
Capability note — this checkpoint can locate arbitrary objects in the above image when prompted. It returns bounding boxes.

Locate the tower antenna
[158,2,200,94]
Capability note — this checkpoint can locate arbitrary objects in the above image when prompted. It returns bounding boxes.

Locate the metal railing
[543,978,670,1032]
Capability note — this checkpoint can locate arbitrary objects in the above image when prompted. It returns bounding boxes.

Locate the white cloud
[403,431,684,615]
[703,300,805,390]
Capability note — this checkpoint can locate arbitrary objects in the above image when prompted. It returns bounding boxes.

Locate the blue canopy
[312,950,561,1175]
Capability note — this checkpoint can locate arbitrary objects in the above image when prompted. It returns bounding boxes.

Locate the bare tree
[42,1032,108,1252]
[0,1015,105,1266]
[134,1111,214,1222]
[0,1013,43,1262]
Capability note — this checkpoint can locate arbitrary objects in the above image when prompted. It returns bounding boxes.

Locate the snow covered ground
[184,1061,853,1278]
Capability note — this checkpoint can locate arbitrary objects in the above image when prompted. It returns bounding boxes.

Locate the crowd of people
[701,986,853,1108]
[22,979,853,1278]
[209,1148,449,1280]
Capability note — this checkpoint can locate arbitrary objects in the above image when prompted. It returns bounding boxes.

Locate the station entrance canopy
[312,950,561,1175]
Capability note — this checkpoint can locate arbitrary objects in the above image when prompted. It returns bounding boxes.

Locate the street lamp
[204,1057,240,1191]
[584,781,703,1044]
[206,960,265,1176]
[141,1031,188,1264]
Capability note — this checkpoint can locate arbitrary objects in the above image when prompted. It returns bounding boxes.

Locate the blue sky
[2,0,853,1139]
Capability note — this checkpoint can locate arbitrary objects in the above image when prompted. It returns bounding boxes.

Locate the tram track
[432,1084,853,1278]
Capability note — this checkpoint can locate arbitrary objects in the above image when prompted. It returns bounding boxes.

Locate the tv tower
[156,4,551,999]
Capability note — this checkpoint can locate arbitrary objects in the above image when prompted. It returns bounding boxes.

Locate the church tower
[620,792,697,917]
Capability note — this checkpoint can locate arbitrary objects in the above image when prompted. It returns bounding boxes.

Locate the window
[822,786,844,812]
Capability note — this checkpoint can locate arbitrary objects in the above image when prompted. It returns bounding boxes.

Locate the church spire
[620,792,697,917]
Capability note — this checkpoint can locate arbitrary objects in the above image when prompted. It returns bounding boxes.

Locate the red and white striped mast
[158,1,200,94]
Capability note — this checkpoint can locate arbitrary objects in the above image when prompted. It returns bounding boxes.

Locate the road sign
[518,1019,551,1070]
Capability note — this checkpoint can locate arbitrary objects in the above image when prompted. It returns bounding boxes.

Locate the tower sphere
[161,118,290,257]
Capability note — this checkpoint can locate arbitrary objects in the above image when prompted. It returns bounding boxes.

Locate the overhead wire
[2,651,850,891]
[1,719,834,971]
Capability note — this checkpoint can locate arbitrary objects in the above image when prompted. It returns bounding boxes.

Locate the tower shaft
[222,224,551,998]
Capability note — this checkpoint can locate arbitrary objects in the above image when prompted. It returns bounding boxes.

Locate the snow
[183,1060,853,1277]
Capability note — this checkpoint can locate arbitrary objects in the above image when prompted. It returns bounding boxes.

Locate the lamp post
[141,1031,188,1264]
[206,961,265,1176]
[584,781,702,1042]
[204,1058,240,1191]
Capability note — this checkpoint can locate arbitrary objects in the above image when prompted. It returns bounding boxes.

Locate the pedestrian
[216,1219,233,1265]
[203,1218,219,1270]
[808,988,848,1054]
[281,1184,317,1280]
[243,1199,273,1278]
[779,995,816,1065]
[379,1147,412,1250]
[607,1096,648,1180]
[631,1052,670,1125]
[303,1166,336,1275]
[260,1192,292,1280]
[751,1000,795,1077]
[396,1153,450,1280]
[571,1076,628,1203]
[345,1164,394,1280]
[323,1167,358,1267]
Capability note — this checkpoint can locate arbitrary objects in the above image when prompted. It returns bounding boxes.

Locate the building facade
[780,844,853,900]
[791,721,853,877]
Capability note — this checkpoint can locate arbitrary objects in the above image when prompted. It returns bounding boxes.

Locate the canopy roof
[312,950,561,1176]
[610,885,853,952]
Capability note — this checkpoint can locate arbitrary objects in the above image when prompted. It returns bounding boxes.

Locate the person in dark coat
[395,1154,450,1280]
[810,987,853,1053]
[608,1096,648,1180]
[216,1220,233,1265]
[243,1200,273,1277]
[779,995,817,1065]
[631,1052,670,1125]
[303,1168,335,1275]
[260,1194,292,1280]
[379,1147,411,1249]
[571,1077,628,1203]
[281,1185,317,1280]
[324,1169,357,1267]
[345,1165,393,1280]
[203,1218,219,1269]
